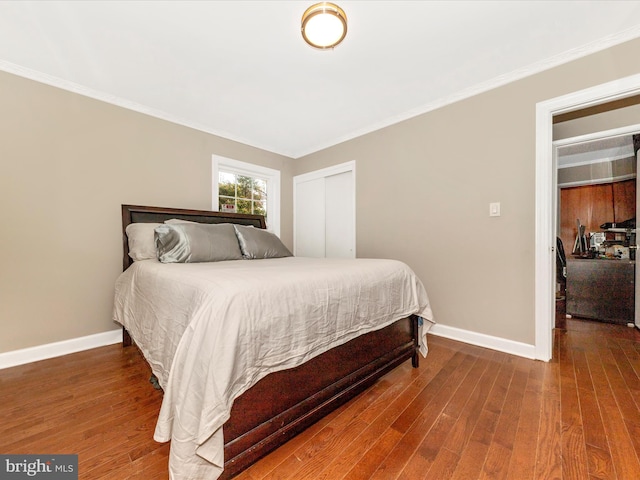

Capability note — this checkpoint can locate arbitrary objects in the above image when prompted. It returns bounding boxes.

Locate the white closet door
[294,177,326,257]
[294,161,356,258]
[325,171,354,258]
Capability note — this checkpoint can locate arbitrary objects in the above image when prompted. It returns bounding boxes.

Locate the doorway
[554,130,638,329]
[535,72,640,361]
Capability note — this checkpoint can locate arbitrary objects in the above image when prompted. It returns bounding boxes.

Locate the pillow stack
[126,219,292,264]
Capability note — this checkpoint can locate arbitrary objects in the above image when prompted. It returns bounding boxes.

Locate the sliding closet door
[325,171,354,258]
[294,162,356,258]
[294,177,326,257]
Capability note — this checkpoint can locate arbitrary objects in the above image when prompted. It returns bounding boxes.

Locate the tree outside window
[213,155,280,236]
[218,172,268,220]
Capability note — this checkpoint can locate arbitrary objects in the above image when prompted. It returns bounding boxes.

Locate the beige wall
[553,103,640,140]
[0,71,293,353]
[293,37,640,345]
[3,37,640,354]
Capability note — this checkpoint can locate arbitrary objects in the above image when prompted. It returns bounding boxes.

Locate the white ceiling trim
[2,24,640,160]
[295,25,640,158]
[558,173,636,188]
[557,152,635,169]
[0,58,289,157]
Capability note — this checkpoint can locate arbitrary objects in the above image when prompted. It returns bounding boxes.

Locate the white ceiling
[1,1,640,158]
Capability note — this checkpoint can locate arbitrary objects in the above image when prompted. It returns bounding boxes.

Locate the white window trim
[212,155,281,237]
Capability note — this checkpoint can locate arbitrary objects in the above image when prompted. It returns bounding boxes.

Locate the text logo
[0,455,77,479]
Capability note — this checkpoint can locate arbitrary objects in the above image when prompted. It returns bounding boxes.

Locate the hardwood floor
[1,319,639,479]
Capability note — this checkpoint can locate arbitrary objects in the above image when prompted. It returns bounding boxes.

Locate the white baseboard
[0,329,122,370]
[429,323,536,359]
[0,324,535,370]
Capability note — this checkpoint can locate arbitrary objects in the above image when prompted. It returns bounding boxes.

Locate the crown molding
[0,59,294,158]
[557,152,635,169]
[294,25,640,158]
[1,23,639,160]
[558,173,636,188]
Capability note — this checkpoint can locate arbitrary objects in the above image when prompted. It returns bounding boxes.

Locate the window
[219,172,267,217]
[212,155,280,236]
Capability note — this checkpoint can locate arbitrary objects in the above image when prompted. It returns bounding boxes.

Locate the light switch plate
[489,202,501,217]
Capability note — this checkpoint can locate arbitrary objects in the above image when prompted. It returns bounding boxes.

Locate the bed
[113,204,435,479]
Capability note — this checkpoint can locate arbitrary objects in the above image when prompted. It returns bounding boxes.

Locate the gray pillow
[155,223,243,263]
[233,225,292,259]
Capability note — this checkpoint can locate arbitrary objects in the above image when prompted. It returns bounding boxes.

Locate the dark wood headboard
[121,204,266,271]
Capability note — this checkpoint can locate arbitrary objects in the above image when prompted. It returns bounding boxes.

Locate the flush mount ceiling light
[301,2,347,49]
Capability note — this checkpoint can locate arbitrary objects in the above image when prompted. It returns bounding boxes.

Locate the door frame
[293,160,356,257]
[535,73,640,361]
[637,149,640,329]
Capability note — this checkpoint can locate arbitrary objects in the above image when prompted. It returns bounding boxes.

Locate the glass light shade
[301,3,347,49]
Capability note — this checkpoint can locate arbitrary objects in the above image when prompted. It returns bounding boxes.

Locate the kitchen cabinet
[559,179,636,254]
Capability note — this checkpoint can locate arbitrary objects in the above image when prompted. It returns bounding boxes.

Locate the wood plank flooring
[1,319,639,479]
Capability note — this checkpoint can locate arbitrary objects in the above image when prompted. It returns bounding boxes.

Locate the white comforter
[113,257,434,479]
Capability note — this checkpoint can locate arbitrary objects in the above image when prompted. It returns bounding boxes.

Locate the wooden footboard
[220,315,419,479]
[121,315,419,478]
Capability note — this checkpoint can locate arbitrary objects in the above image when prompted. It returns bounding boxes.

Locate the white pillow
[125,222,161,261]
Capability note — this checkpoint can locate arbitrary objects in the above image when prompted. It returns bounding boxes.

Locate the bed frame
[121,204,420,479]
